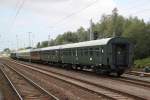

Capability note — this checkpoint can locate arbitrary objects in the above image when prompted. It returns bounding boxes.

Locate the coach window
[67,50,69,56]
[79,49,81,56]
[85,48,88,56]
[63,50,65,55]
[63,50,64,55]
[66,50,68,56]
[70,49,72,55]
[78,49,81,56]
[90,48,93,56]
[64,50,66,55]
[56,50,58,53]
[67,50,69,55]
[78,49,80,56]
[96,48,100,56]
[71,50,73,56]
[53,51,55,55]
[72,50,75,56]
[50,51,53,55]
[74,49,76,56]
[69,49,71,55]
[81,48,83,56]
[70,49,72,56]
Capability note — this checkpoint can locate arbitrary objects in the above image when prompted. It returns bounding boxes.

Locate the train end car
[59,37,134,76]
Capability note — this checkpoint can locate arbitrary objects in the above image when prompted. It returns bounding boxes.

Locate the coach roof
[61,37,112,49]
[16,49,31,53]
[39,37,112,51]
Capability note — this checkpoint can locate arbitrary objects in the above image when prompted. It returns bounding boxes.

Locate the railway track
[0,63,59,100]
[21,61,150,88]
[9,59,150,89]
[117,76,150,88]
[126,71,150,77]
[0,64,20,100]
[5,59,148,100]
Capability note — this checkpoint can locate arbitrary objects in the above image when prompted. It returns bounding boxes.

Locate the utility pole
[48,34,51,46]
[112,8,118,37]
[16,35,19,60]
[90,19,93,40]
[31,33,35,47]
[28,32,32,63]
[16,35,19,50]
[28,32,31,48]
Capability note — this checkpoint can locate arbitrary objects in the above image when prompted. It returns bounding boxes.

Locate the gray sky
[0,0,150,51]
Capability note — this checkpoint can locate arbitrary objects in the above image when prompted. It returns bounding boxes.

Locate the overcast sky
[0,0,150,50]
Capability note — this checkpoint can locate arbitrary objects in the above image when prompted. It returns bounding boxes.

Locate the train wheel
[117,71,123,77]
[93,66,98,73]
[72,65,76,70]
[103,71,110,76]
[77,66,83,71]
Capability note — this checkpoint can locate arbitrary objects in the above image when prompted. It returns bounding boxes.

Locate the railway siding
[126,71,150,77]
[0,63,58,100]
[0,64,20,100]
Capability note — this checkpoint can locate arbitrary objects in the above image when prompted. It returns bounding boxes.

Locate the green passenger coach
[59,37,133,75]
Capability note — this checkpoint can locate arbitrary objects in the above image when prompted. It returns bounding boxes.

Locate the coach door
[113,44,128,66]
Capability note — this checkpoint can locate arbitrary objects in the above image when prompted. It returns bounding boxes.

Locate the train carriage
[59,37,133,75]
[40,46,60,63]
[30,48,41,62]
[16,49,31,61]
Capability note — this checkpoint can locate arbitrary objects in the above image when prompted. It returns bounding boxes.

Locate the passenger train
[10,37,134,76]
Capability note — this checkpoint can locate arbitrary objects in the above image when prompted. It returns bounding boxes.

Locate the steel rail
[0,64,23,100]
[2,63,59,100]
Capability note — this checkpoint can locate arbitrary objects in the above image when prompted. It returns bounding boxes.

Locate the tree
[112,8,118,36]
[55,31,79,45]
[3,48,11,53]
[36,42,41,48]
[40,41,48,47]
[48,39,55,46]
[76,27,89,41]
[122,17,149,59]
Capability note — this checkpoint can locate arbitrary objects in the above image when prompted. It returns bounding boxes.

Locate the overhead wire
[8,0,26,33]
[120,0,149,11]
[49,0,150,29]
[5,0,26,50]
[115,0,150,16]
[49,0,99,28]
[131,8,150,15]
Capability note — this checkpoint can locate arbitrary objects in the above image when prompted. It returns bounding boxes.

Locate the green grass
[134,57,150,69]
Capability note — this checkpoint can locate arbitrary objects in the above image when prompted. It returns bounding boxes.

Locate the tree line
[36,9,150,59]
